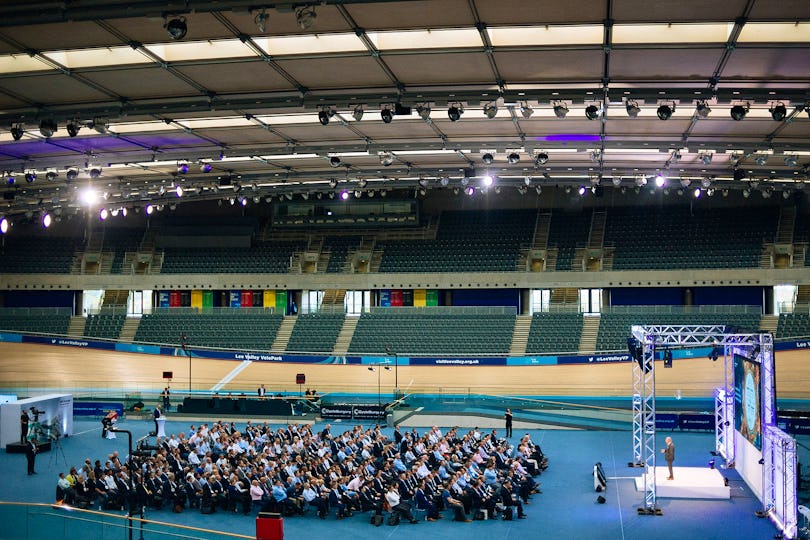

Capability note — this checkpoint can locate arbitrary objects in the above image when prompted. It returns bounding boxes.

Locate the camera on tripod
[29,407,45,422]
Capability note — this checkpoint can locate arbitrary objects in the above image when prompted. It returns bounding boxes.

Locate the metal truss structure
[631,324,735,514]
[764,425,798,539]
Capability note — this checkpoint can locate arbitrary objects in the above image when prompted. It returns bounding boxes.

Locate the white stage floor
[634,467,730,499]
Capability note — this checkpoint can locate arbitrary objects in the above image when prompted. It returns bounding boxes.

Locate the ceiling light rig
[380,106,394,124]
[534,152,549,166]
[379,152,393,166]
[584,104,601,120]
[482,153,494,165]
[10,124,24,141]
[626,100,641,118]
[255,9,269,33]
[164,16,187,40]
[447,103,464,122]
[553,102,569,119]
[318,108,335,126]
[696,101,712,118]
[66,120,81,137]
[296,6,317,30]
[769,102,787,122]
[730,103,749,121]
[416,104,431,121]
[352,106,364,121]
[507,152,520,164]
[483,103,498,119]
[329,156,341,168]
[519,102,533,119]
[39,119,57,138]
[657,102,675,121]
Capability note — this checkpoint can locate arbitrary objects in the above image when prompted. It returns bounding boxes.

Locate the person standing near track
[504,408,513,438]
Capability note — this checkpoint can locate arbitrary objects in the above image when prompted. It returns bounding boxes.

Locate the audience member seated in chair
[385,483,419,524]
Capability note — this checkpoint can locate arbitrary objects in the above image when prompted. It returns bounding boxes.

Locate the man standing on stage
[20,409,29,443]
[161,387,171,412]
[153,404,162,436]
[257,384,266,400]
[504,408,513,438]
[661,436,675,480]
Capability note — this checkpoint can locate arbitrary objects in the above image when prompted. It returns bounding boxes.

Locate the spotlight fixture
[380,152,393,166]
[654,174,666,188]
[755,155,768,166]
[507,152,520,164]
[358,179,368,189]
[482,153,494,165]
[439,176,450,187]
[39,119,57,138]
[700,153,713,165]
[318,108,334,126]
[165,16,187,40]
[66,120,81,137]
[585,104,600,120]
[447,104,463,122]
[296,6,317,30]
[590,150,601,163]
[553,102,569,119]
[177,162,189,175]
[145,204,154,215]
[89,167,101,179]
[626,101,641,118]
[352,105,364,121]
[657,103,674,121]
[0,217,8,234]
[175,185,184,197]
[200,162,212,173]
[66,168,78,182]
[99,208,108,221]
[42,212,52,228]
[24,172,36,183]
[694,187,702,198]
[329,156,341,167]
[482,175,493,187]
[255,9,269,33]
[701,176,713,188]
[45,170,57,181]
[328,178,338,188]
[380,107,393,124]
[534,152,549,166]
[519,102,533,119]
[10,124,24,141]
[770,103,787,122]
[578,185,587,196]
[483,103,498,119]
[784,155,798,167]
[465,186,475,196]
[340,190,349,200]
[416,104,431,120]
[730,103,749,121]
[523,177,531,186]
[696,101,712,118]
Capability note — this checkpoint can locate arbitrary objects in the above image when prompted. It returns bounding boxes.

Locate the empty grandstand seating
[160,241,302,274]
[547,211,592,271]
[324,236,360,273]
[378,209,536,273]
[525,312,584,354]
[83,312,126,340]
[286,312,346,352]
[348,307,515,355]
[605,206,778,270]
[776,313,810,339]
[134,309,283,350]
[0,236,76,274]
[595,308,762,351]
[0,308,71,335]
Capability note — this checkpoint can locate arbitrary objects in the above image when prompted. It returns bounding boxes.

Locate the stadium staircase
[271,317,296,350]
[67,316,86,337]
[578,315,600,353]
[759,314,779,334]
[333,317,358,354]
[509,315,531,355]
[118,318,140,342]
[527,212,552,271]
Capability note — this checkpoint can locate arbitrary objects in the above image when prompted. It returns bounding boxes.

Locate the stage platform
[634,466,730,499]
[5,440,51,454]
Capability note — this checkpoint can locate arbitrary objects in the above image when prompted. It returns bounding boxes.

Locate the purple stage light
[537,134,601,142]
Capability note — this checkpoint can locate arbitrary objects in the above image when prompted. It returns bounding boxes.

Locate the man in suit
[153,405,162,435]
[20,409,29,444]
[661,436,675,480]
[504,409,513,438]
[257,384,266,400]
[25,440,37,475]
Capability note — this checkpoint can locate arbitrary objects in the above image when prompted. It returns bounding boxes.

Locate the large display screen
[734,353,762,450]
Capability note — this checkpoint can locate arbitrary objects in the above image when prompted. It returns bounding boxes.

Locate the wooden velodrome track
[0,341,808,400]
